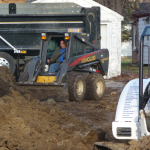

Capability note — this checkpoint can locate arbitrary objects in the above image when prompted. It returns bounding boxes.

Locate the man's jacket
[51,47,66,64]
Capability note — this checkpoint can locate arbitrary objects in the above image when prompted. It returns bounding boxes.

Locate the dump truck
[18,31,109,102]
[94,25,150,150]
[0,3,100,76]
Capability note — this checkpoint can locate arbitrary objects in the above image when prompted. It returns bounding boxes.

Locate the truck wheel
[0,52,15,74]
[65,73,86,101]
[18,71,29,82]
[86,73,105,101]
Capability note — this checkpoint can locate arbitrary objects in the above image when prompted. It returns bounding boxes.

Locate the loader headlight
[41,33,47,40]
[20,50,27,54]
[68,28,82,33]
[65,33,69,40]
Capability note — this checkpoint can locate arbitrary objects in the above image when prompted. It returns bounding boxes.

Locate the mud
[0,0,28,3]
[0,66,150,150]
[111,73,139,82]
[0,67,98,150]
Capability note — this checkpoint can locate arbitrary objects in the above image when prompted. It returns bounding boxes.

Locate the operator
[47,40,67,72]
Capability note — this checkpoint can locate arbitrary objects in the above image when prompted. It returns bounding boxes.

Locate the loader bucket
[17,82,69,102]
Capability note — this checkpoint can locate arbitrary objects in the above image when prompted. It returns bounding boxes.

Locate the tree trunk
[104,0,108,8]
[116,0,122,14]
[112,0,116,11]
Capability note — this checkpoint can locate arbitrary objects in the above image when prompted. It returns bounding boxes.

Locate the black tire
[0,52,15,74]
[64,73,86,101]
[86,73,105,101]
[18,71,29,82]
[22,57,33,72]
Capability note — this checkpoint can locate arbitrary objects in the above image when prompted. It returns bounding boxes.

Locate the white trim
[101,22,111,51]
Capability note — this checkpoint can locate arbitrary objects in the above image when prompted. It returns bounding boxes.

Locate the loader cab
[40,31,94,74]
[42,32,69,61]
[40,32,70,72]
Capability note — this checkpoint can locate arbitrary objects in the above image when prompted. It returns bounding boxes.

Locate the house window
[133,24,136,50]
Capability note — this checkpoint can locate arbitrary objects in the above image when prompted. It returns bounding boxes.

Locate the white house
[131,3,150,64]
[32,0,124,78]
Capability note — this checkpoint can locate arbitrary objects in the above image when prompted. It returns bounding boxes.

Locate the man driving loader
[47,40,67,72]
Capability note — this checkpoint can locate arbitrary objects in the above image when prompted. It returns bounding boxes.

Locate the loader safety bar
[0,35,21,53]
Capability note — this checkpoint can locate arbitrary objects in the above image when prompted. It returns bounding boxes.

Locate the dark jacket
[50,47,66,64]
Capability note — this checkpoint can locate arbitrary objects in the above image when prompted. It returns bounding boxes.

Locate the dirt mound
[97,135,150,150]
[0,0,28,3]
[0,67,28,98]
[0,67,98,150]
[127,136,150,150]
[111,73,139,82]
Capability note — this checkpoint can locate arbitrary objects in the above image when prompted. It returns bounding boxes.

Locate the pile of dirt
[111,73,139,82]
[0,67,28,98]
[0,0,27,3]
[0,67,99,150]
[97,135,150,150]
[127,136,150,150]
[2,66,150,150]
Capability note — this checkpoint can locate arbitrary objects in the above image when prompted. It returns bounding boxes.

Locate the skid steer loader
[18,31,109,102]
[93,25,150,150]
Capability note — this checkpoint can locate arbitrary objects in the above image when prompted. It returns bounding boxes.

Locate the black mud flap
[17,82,69,102]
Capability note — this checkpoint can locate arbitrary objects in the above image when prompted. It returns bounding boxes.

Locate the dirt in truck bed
[0,0,28,3]
[0,66,150,150]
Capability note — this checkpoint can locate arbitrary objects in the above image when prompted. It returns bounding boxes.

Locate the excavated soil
[0,0,28,3]
[0,66,99,150]
[0,66,150,150]
[111,73,139,82]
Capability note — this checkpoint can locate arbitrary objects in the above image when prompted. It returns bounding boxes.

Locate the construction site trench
[0,66,150,150]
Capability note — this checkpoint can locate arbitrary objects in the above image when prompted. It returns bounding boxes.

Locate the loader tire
[0,52,15,74]
[86,73,105,101]
[18,71,29,82]
[65,73,86,101]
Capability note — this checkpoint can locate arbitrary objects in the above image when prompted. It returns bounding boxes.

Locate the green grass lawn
[121,58,132,66]
[121,58,150,76]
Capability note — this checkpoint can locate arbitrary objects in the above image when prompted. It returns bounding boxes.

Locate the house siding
[121,41,132,57]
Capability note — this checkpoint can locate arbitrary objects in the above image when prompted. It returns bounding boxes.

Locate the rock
[50,108,56,116]
[0,99,5,106]
[111,92,117,95]
[0,139,7,147]
[65,99,69,103]
[47,98,56,106]
[0,147,9,150]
